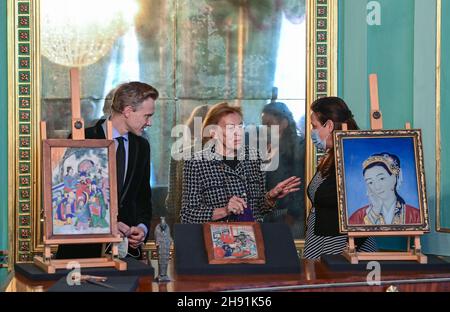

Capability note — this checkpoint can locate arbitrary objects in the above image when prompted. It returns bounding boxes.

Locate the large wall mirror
[9,0,336,262]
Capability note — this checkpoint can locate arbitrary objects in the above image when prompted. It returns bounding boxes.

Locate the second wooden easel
[34,68,126,273]
[342,74,427,264]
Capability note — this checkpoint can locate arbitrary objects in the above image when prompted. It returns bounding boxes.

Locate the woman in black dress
[303,97,377,259]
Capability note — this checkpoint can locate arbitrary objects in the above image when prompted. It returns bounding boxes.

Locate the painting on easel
[42,139,119,241]
[51,146,111,235]
[334,129,430,233]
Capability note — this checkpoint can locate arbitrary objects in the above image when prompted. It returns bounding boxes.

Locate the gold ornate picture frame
[334,129,430,233]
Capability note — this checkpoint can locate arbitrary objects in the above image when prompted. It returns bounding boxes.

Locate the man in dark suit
[56,81,158,259]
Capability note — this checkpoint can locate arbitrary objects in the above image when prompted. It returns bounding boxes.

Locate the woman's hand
[212,196,247,220]
[226,196,247,215]
[366,189,383,224]
[267,176,301,201]
[367,189,383,215]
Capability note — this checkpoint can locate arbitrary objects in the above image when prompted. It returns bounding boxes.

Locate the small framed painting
[203,222,265,264]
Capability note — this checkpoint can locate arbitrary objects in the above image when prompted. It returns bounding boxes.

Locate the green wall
[367,0,415,129]
[339,0,415,129]
[338,0,369,127]
[339,0,450,255]
[0,0,8,254]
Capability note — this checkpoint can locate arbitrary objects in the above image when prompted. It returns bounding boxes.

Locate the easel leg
[112,243,119,258]
[342,236,358,264]
[34,245,56,273]
[414,236,428,264]
[44,245,52,261]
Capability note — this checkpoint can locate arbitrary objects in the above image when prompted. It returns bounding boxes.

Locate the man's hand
[117,222,131,238]
[128,226,145,249]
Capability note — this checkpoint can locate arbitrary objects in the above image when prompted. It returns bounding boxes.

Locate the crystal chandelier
[41,0,137,67]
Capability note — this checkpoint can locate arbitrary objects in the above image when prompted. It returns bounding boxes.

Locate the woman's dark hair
[262,102,299,140]
[363,152,405,205]
[310,97,357,176]
[186,104,210,136]
[262,102,301,162]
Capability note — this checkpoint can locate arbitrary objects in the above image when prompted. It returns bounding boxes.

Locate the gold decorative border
[436,0,449,232]
[334,129,430,233]
[8,0,338,262]
[328,0,338,96]
[7,0,16,269]
[305,0,338,219]
[8,0,43,263]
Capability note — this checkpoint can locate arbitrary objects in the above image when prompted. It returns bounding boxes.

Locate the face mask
[118,236,128,258]
[311,122,329,150]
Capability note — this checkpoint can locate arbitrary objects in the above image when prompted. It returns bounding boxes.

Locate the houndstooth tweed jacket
[180,145,274,223]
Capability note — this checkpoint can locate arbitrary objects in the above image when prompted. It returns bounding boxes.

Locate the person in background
[102,88,116,118]
[261,102,306,238]
[166,104,210,224]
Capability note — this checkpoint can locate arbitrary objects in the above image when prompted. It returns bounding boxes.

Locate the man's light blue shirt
[102,120,148,238]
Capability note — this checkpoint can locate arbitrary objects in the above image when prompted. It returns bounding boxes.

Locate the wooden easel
[342,74,427,264]
[34,68,126,273]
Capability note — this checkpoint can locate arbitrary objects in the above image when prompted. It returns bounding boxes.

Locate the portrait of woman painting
[203,222,265,264]
[334,130,430,232]
[42,139,119,242]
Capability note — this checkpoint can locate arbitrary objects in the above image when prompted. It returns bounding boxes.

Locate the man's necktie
[116,136,126,198]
